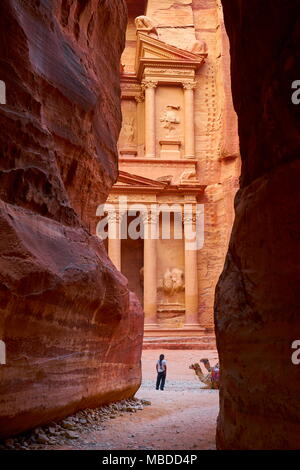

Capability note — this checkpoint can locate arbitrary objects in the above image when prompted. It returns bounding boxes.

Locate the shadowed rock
[0,0,144,439]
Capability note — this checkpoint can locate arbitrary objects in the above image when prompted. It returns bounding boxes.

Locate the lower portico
[101,170,208,339]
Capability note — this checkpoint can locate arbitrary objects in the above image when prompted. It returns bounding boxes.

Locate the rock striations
[0,0,144,439]
[215,0,300,450]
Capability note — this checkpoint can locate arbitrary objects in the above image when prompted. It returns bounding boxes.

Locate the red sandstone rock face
[0,0,144,439]
[215,0,300,449]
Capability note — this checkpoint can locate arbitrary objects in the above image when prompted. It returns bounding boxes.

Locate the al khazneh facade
[101,0,240,345]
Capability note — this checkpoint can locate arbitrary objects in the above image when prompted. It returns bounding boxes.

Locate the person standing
[156,354,167,390]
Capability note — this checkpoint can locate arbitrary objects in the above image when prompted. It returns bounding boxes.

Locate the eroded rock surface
[0,0,144,439]
[215,0,300,449]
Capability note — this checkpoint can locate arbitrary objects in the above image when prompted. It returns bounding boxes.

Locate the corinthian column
[108,212,121,271]
[183,81,197,159]
[143,210,158,326]
[142,80,158,159]
[183,211,199,327]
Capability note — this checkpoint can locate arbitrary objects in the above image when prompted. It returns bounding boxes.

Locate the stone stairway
[143,335,216,350]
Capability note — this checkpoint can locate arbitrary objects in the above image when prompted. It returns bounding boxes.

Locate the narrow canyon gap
[1,0,299,451]
[0,0,143,439]
[216,0,300,449]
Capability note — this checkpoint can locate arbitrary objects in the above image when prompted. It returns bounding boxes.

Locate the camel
[189,358,220,389]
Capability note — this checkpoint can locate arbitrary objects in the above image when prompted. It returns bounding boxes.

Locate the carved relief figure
[189,39,208,55]
[156,175,173,184]
[120,117,135,146]
[179,169,199,184]
[158,268,185,296]
[171,268,185,293]
[163,268,173,294]
[160,105,181,138]
[135,16,158,38]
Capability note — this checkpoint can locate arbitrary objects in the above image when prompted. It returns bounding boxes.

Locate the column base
[159,140,181,159]
[184,154,195,159]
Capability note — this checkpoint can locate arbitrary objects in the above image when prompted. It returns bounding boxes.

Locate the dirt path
[55,350,219,450]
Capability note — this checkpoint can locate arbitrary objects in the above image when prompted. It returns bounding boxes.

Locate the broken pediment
[112,171,206,195]
[115,171,168,190]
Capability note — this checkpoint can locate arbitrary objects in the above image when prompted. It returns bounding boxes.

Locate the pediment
[135,33,206,79]
[115,171,167,189]
[112,170,206,196]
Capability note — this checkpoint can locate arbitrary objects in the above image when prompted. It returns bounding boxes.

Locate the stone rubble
[0,398,151,450]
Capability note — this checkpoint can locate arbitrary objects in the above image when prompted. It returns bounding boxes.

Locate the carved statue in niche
[158,268,185,296]
[162,268,173,294]
[135,16,158,38]
[171,268,185,294]
[160,105,181,138]
[120,117,135,146]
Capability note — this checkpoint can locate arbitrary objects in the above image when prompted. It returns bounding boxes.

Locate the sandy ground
[54,349,219,450]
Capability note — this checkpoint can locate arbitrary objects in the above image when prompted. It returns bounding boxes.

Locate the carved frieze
[144,67,195,77]
[160,105,181,138]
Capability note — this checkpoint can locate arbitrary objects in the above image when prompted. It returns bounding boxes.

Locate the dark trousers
[156,372,166,390]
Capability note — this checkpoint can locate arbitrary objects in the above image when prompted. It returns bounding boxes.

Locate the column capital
[142,79,158,90]
[135,92,145,103]
[182,80,197,90]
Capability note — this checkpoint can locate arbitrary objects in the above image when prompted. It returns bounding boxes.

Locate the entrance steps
[143,334,216,350]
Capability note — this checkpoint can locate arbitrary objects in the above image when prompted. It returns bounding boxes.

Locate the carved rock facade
[103,0,240,344]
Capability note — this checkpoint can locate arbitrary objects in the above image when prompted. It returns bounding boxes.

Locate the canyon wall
[0,0,144,439]
[216,0,300,449]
